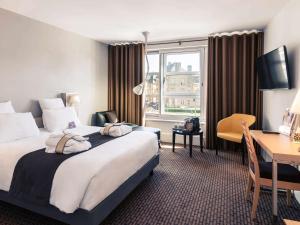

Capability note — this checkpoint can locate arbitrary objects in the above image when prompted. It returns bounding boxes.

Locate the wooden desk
[284,219,300,225]
[251,130,300,221]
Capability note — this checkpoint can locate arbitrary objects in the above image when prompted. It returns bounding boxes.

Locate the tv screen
[256,46,291,90]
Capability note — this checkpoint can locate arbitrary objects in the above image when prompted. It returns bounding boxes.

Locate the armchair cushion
[217,132,243,143]
[106,111,118,123]
[95,112,107,127]
[95,110,118,127]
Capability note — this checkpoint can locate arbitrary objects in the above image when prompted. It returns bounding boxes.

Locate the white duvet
[0,125,158,213]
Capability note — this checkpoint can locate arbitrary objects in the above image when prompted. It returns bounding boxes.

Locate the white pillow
[0,113,40,143]
[0,101,15,113]
[39,98,65,111]
[42,107,80,132]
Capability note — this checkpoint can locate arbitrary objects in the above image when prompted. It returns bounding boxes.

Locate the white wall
[263,0,300,131]
[263,0,300,201]
[0,8,108,125]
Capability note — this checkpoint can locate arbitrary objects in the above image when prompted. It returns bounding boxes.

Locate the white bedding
[0,125,158,213]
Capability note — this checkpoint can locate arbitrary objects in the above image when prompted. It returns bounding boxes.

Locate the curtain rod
[110,41,142,46]
[209,29,263,37]
[148,38,208,46]
[110,30,262,46]
[110,37,208,46]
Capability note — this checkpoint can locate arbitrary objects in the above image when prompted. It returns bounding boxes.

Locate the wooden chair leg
[287,189,292,207]
[251,184,260,220]
[245,174,253,200]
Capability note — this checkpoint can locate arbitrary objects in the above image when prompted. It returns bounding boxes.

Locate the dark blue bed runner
[9,132,115,206]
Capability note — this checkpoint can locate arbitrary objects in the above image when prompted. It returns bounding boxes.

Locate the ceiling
[0,0,289,43]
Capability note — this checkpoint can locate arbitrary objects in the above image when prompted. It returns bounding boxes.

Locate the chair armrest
[217,117,232,133]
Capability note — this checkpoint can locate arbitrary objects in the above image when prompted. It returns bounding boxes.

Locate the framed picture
[279,108,297,136]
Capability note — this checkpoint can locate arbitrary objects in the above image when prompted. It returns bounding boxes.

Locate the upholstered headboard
[34,117,44,128]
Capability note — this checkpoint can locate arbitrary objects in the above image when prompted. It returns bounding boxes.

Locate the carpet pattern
[1,144,300,225]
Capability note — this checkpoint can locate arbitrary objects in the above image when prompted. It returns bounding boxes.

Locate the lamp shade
[69,95,80,105]
[290,90,300,114]
[133,83,144,95]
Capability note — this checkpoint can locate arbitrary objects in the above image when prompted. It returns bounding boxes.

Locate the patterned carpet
[1,144,300,225]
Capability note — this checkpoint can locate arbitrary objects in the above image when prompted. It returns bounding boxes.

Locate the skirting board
[0,154,160,225]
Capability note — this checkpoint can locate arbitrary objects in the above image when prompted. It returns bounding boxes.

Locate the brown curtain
[206,32,264,149]
[108,44,144,125]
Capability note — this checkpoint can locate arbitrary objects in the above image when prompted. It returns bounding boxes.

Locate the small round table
[172,128,204,157]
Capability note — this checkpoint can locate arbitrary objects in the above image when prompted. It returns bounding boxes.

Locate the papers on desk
[279,125,292,136]
[279,108,297,136]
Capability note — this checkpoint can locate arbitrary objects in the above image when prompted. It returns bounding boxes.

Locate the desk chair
[216,113,256,164]
[242,121,300,220]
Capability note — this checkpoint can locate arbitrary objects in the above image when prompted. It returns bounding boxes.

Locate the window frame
[144,51,161,115]
[145,47,207,121]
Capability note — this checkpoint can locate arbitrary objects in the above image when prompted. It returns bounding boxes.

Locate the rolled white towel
[99,124,132,137]
[45,132,91,154]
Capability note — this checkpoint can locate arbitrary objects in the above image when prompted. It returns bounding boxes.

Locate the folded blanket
[45,132,91,154]
[100,124,132,137]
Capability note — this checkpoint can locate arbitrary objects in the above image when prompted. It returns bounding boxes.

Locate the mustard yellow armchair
[216,113,256,164]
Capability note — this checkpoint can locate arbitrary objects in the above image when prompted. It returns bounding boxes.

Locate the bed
[0,125,159,225]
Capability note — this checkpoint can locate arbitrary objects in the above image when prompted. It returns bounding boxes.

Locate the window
[145,53,160,114]
[164,52,201,115]
[145,48,206,118]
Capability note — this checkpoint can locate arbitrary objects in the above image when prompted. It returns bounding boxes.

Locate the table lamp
[290,90,300,142]
[67,94,80,116]
[69,94,80,106]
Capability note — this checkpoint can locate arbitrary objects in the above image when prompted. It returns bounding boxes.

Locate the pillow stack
[0,98,82,143]
[39,98,65,111]
[39,98,81,132]
[0,101,40,143]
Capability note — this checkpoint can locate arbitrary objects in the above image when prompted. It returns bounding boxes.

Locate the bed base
[0,154,159,225]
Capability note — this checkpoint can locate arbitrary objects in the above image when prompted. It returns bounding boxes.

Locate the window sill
[145,118,183,123]
[145,117,206,124]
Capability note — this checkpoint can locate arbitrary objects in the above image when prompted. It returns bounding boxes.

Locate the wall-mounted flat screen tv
[256,46,291,90]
